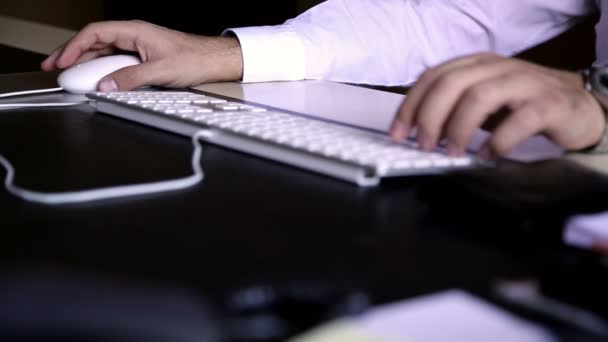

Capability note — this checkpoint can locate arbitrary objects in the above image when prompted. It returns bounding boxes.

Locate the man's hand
[41,20,243,91]
[389,53,606,159]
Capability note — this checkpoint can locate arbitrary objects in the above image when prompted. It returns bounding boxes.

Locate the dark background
[103,1,300,36]
[103,1,599,69]
[0,1,600,75]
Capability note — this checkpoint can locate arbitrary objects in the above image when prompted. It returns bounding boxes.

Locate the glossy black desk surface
[1,50,608,341]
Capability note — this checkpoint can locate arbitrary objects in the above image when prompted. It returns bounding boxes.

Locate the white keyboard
[88,90,476,186]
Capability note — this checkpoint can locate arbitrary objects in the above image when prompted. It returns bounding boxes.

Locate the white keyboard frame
[87,90,476,186]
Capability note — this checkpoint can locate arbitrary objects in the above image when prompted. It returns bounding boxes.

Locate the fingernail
[390,121,409,140]
[98,78,118,92]
[446,141,463,157]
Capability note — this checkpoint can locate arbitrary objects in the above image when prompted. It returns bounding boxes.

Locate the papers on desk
[565,211,608,253]
[289,290,555,342]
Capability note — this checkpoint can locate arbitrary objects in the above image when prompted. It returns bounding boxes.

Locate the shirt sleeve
[226,0,597,86]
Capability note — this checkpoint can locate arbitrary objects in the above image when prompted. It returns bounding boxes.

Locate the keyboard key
[453,158,472,167]
[240,105,267,112]
[413,160,433,168]
[432,158,453,168]
[393,160,412,169]
[91,90,476,182]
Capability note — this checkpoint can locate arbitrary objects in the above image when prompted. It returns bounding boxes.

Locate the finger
[479,101,546,160]
[72,47,116,65]
[56,21,142,69]
[41,44,65,71]
[390,53,501,141]
[444,72,542,155]
[98,61,166,92]
[43,44,115,71]
[412,59,521,151]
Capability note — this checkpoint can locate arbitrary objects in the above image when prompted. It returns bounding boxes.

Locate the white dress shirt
[228,0,598,86]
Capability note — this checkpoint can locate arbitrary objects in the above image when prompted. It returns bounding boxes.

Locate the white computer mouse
[57,54,141,93]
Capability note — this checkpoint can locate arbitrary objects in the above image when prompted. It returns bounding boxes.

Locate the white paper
[564,211,608,250]
[290,290,556,342]
[358,290,556,342]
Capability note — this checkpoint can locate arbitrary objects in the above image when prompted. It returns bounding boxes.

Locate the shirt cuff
[223,26,306,83]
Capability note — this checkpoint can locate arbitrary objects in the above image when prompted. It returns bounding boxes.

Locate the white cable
[0,87,63,98]
[0,102,87,110]
[0,130,213,205]
[0,87,86,110]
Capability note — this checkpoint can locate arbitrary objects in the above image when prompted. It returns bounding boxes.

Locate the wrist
[216,36,244,81]
[196,36,244,82]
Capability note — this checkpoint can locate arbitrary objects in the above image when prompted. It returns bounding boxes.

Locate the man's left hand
[389,53,606,159]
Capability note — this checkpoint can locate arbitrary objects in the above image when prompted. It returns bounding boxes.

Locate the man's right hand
[41,20,244,92]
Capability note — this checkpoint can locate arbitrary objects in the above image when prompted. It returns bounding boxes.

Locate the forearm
[228,0,596,86]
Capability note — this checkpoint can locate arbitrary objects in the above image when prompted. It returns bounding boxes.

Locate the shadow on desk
[0,267,372,342]
[2,69,608,341]
[415,159,608,320]
[0,269,220,341]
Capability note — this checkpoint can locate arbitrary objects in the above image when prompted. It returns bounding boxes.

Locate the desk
[1,46,608,341]
[0,44,47,74]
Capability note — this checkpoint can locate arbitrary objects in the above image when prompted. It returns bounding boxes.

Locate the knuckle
[130,19,150,26]
[513,109,543,131]
[462,85,486,107]
[82,21,102,32]
[502,58,528,70]
[495,59,521,72]
[476,52,501,61]
[433,73,460,92]
[418,67,438,84]
[539,88,565,106]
